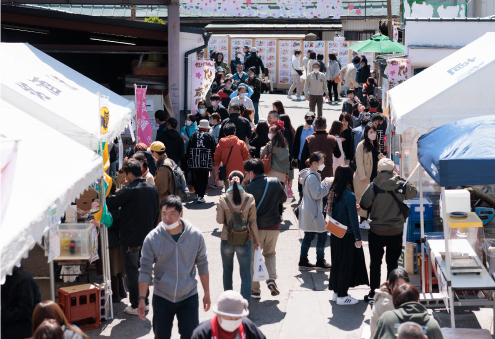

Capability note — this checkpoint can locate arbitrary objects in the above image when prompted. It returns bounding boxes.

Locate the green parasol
[349,35,405,53]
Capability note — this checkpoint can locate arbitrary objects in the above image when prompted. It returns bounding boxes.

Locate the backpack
[372,181,412,218]
[161,159,188,201]
[224,196,251,246]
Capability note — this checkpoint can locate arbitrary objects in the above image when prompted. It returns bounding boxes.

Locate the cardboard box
[76,198,93,211]
[405,242,419,275]
[80,189,97,200]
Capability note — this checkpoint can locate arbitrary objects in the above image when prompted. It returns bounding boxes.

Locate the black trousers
[192,170,209,198]
[327,80,339,101]
[121,246,149,308]
[368,231,403,296]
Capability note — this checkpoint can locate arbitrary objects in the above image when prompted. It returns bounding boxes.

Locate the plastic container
[440,189,471,217]
[483,239,495,277]
[58,223,92,259]
[405,198,434,222]
[407,219,434,242]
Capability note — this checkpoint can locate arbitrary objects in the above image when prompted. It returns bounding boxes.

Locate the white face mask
[318,163,325,171]
[209,119,214,125]
[186,121,192,126]
[210,101,217,107]
[237,54,242,59]
[161,220,180,230]
[313,69,319,73]
[268,133,273,140]
[368,132,377,140]
[249,73,255,78]
[219,318,243,332]
[239,93,246,98]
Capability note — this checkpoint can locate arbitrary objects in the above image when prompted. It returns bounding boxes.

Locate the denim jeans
[121,246,148,308]
[152,293,199,339]
[220,240,252,303]
[300,232,328,260]
[253,102,259,124]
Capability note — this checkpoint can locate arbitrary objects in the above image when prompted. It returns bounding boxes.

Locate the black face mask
[306,119,314,125]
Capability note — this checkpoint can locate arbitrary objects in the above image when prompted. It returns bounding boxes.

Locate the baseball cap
[243,45,249,49]
[248,66,256,73]
[147,141,165,152]
[251,47,258,53]
[167,117,178,129]
[304,111,316,118]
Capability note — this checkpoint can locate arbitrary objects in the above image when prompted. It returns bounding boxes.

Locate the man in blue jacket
[138,195,210,339]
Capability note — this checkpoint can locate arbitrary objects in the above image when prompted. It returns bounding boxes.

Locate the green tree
[145,16,165,25]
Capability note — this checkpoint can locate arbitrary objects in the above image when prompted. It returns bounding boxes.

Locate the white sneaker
[359,220,370,230]
[296,96,303,101]
[287,95,292,99]
[332,293,338,302]
[337,296,359,305]
[124,306,139,315]
[197,197,205,203]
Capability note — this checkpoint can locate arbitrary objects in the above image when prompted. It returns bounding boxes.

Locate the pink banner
[135,87,153,146]
[387,58,412,90]
[191,59,215,115]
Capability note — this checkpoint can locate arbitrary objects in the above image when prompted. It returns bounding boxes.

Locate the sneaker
[197,197,205,204]
[124,306,139,315]
[296,96,303,101]
[337,296,359,305]
[359,220,370,230]
[364,294,375,305]
[332,293,338,302]
[315,259,331,271]
[251,291,261,299]
[287,95,292,99]
[267,279,280,296]
[189,186,196,194]
[210,184,220,189]
[298,258,316,270]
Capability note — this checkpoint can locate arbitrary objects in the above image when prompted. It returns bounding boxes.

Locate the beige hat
[198,120,210,130]
[212,291,249,318]
[147,141,165,152]
[378,158,394,172]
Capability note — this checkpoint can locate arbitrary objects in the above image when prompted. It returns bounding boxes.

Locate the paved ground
[24,94,494,338]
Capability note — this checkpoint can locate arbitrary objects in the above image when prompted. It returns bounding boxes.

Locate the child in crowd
[342,88,360,115]
[351,103,367,128]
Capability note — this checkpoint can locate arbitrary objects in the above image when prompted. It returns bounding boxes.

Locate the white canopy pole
[441,186,455,327]
[419,166,425,293]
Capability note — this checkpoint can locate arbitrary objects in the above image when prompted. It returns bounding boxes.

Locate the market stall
[0,99,103,285]
[416,115,495,329]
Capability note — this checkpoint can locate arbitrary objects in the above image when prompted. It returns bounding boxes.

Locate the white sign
[48,207,60,263]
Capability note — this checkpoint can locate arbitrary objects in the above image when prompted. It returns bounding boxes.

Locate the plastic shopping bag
[252,248,269,282]
[286,182,294,199]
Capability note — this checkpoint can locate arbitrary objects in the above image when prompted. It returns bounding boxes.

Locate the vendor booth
[1,42,136,324]
[416,115,495,329]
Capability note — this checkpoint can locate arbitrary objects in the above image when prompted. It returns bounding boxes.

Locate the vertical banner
[387,58,412,90]
[135,86,153,146]
[47,206,60,263]
[191,59,215,115]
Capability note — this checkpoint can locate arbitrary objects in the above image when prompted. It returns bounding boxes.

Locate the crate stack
[58,284,100,331]
[405,198,434,252]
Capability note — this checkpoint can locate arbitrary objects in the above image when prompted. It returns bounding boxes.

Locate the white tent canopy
[389,32,495,135]
[1,43,135,151]
[0,100,103,284]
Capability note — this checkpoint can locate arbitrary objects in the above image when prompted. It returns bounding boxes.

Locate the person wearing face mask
[353,124,383,230]
[297,152,333,271]
[106,159,159,316]
[243,47,264,77]
[215,52,231,75]
[230,48,243,74]
[338,112,355,166]
[360,159,417,305]
[195,101,210,123]
[191,290,266,339]
[233,63,249,85]
[246,66,262,124]
[293,111,315,201]
[219,102,253,144]
[150,141,175,203]
[207,94,229,121]
[227,85,254,115]
[138,195,210,338]
[217,76,237,109]
[304,62,329,117]
[260,122,290,184]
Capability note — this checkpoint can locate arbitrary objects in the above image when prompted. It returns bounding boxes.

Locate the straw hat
[212,291,249,318]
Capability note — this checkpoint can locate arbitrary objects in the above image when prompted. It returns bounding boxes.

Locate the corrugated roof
[206,23,342,29]
[19,0,399,19]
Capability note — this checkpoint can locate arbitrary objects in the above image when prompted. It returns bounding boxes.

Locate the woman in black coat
[339,113,355,167]
[249,121,270,159]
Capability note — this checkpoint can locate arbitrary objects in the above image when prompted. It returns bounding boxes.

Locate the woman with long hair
[306,51,317,75]
[242,108,256,131]
[370,268,410,337]
[272,100,286,116]
[298,152,333,270]
[353,124,383,226]
[216,170,260,304]
[260,122,290,183]
[327,166,369,305]
[279,114,296,189]
[32,301,88,339]
[249,121,270,159]
[33,319,65,339]
[338,112,355,166]
[329,121,345,175]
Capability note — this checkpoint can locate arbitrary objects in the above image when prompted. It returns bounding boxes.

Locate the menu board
[208,36,229,57]
[230,38,253,62]
[255,40,277,78]
[328,40,350,66]
[278,40,301,85]
[303,41,327,62]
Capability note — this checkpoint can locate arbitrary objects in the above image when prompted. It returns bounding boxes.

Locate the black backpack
[372,182,412,219]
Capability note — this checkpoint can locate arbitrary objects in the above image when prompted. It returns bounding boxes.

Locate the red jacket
[214,135,249,176]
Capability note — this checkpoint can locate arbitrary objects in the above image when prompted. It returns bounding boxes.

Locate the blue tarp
[417,115,495,187]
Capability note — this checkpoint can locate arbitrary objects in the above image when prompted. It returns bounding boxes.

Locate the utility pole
[387,0,393,39]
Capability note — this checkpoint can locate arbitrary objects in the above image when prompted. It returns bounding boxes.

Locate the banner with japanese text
[191,60,215,115]
[387,58,411,90]
[135,86,153,146]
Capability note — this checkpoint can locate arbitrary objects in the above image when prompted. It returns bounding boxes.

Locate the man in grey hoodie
[138,195,210,339]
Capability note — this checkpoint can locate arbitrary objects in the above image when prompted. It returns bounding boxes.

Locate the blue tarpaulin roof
[417,115,495,187]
